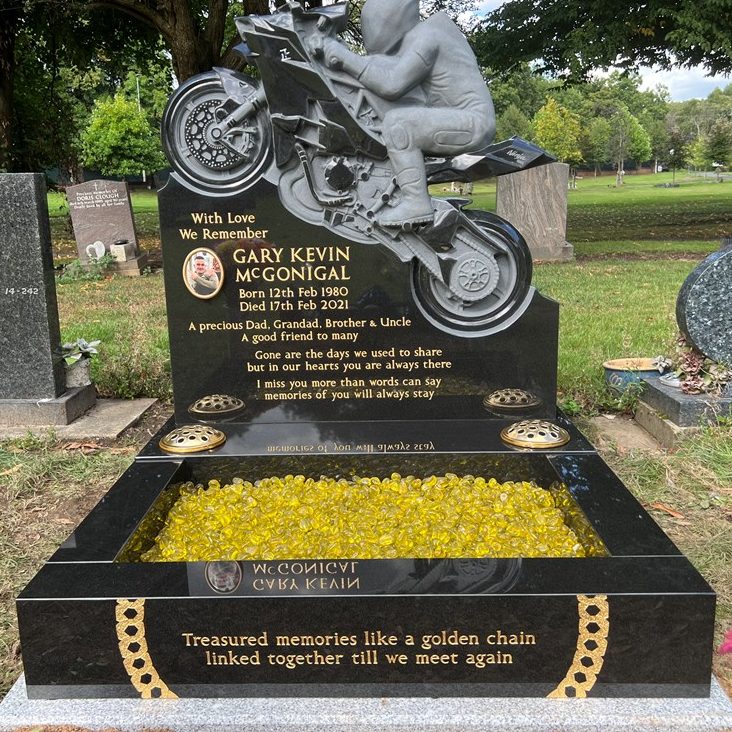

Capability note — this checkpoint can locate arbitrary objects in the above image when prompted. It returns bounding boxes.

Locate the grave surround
[15,175,716,701]
[10,2,720,704]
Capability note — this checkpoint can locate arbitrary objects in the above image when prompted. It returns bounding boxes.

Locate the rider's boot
[379,151,434,228]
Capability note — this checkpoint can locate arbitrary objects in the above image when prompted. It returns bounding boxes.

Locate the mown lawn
[458,170,732,243]
[54,257,700,409]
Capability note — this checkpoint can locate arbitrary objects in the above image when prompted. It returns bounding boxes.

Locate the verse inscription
[179,208,456,405]
[180,627,535,669]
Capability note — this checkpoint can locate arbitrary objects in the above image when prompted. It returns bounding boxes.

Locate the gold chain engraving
[115,598,179,699]
[548,594,610,698]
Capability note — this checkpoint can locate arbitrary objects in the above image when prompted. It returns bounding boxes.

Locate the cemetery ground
[0,170,731,699]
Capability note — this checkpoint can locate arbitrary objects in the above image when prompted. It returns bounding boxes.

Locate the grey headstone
[641,374,732,427]
[676,243,732,365]
[67,180,138,264]
[496,162,574,262]
[0,173,65,399]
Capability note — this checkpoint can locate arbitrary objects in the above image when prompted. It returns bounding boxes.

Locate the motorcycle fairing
[236,11,387,168]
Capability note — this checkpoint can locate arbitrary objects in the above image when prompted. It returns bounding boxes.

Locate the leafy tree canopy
[532,97,583,165]
[486,62,557,118]
[472,0,732,79]
[81,94,166,176]
[495,103,533,141]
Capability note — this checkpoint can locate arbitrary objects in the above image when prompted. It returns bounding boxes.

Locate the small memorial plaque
[67,180,139,263]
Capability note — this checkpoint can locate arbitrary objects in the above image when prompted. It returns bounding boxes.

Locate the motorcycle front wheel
[411,209,533,338]
[161,71,271,196]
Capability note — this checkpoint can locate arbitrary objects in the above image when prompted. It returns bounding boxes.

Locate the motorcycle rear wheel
[161,71,271,196]
[411,210,533,338]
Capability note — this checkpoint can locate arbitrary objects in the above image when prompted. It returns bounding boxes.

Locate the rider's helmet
[361,0,419,54]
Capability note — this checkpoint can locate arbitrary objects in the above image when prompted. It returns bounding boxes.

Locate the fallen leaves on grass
[109,446,136,455]
[647,502,686,519]
[63,441,102,453]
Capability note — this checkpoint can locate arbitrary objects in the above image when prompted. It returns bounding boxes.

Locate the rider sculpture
[318,0,496,228]
[161,0,554,336]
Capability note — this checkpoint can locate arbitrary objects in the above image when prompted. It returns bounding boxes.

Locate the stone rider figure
[318,0,496,228]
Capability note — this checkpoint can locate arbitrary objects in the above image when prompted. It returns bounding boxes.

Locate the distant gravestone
[676,241,732,366]
[0,173,95,425]
[496,162,574,262]
[67,179,147,275]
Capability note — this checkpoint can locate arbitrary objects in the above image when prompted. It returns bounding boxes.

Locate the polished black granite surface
[138,412,594,460]
[160,177,559,425]
[17,439,715,699]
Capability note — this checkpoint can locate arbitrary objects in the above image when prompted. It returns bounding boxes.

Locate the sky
[471,0,730,101]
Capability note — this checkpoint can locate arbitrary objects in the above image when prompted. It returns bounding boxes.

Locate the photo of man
[183,249,224,299]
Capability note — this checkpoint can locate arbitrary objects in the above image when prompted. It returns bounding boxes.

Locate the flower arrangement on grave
[668,335,732,395]
[61,337,101,388]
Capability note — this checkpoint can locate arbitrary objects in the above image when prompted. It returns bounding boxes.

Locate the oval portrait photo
[183,248,224,299]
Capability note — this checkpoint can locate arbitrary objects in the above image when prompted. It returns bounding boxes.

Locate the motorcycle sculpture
[162,1,554,337]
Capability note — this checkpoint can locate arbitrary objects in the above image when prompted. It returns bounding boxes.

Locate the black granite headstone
[160,178,559,427]
[676,242,732,366]
[0,174,65,400]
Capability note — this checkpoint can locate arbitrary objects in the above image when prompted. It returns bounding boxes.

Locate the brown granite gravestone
[67,180,148,276]
[496,162,574,262]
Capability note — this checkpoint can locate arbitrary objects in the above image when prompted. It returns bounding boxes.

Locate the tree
[495,103,533,141]
[607,105,649,185]
[73,0,270,82]
[0,1,22,171]
[704,118,732,179]
[485,63,556,119]
[472,0,732,79]
[639,113,669,174]
[532,97,583,165]
[629,119,652,171]
[2,0,163,173]
[81,94,166,176]
[687,136,709,171]
[666,128,689,183]
[584,117,611,176]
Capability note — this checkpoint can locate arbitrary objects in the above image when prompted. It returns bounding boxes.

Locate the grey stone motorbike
[161,2,554,337]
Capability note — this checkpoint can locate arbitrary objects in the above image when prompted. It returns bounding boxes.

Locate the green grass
[590,422,732,691]
[573,240,717,258]
[447,170,732,243]
[534,258,696,408]
[54,257,696,409]
[0,434,135,694]
[56,274,171,399]
[49,171,728,407]
[51,171,732,264]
